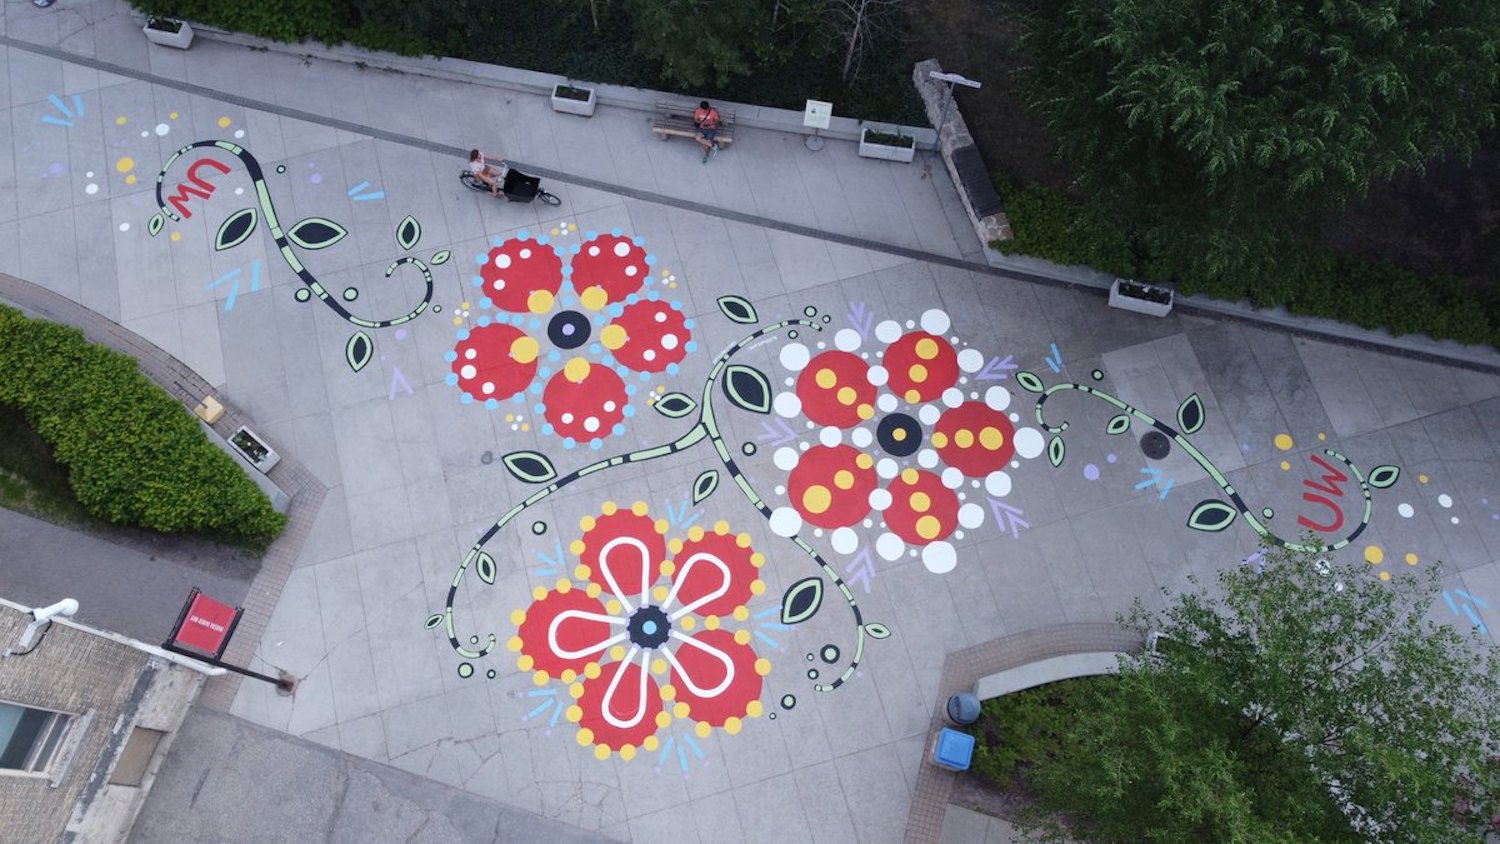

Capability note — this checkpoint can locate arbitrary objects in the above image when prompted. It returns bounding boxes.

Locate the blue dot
[643,620,657,635]
[590,343,602,355]
[538,368,552,379]
[484,398,498,410]
[445,373,458,385]
[456,329,471,341]
[471,276,483,286]
[638,371,651,382]
[590,439,603,450]
[460,394,474,404]
[622,405,636,418]
[666,363,680,375]
[529,318,541,330]
[473,254,486,266]
[644,253,655,264]
[519,229,530,240]
[534,403,546,414]
[625,384,637,396]
[626,294,639,305]
[647,291,659,300]
[685,341,698,353]
[444,351,457,362]
[613,423,626,435]
[512,314,526,326]
[611,227,623,237]
[684,319,696,329]
[586,230,598,239]
[563,437,577,449]
[538,235,550,245]
[477,316,490,327]
[480,297,493,309]
[547,350,560,363]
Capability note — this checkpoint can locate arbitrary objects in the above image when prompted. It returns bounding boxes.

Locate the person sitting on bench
[694,101,721,163]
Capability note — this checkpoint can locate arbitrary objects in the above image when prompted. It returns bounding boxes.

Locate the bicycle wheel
[459,171,488,192]
[537,189,562,207]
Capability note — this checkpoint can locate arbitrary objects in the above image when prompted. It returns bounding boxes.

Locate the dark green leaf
[1177,393,1205,435]
[1106,414,1132,435]
[654,392,697,418]
[1186,499,1238,532]
[476,552,497,584]
[396,215,421,250]
[424,613,444,629]
[287,217,348,250]
[148,213,165,237]
[781,577,824,625]
[345,331,373,373]
[431,250,451,266]
[692,469,719,504]
[1016,371,1045,394]
[502,451,557,484]
[214,208,258,251]
[723,364,772,414]
[1048,435,1066,467]
[1368,465,1400,489]
[863,622,891,639]
[717,295,759,324]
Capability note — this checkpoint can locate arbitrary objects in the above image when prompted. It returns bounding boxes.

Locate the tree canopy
[1021,546,1500,843]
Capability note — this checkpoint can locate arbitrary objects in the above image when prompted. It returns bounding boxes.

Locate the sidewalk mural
[148,139,444,371]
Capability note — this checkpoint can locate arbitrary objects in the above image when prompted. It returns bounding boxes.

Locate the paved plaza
[4,2,1500,841]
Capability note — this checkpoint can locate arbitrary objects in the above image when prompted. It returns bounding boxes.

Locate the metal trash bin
[946,691,981,726]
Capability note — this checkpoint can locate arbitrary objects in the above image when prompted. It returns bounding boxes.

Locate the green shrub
[969,676,1098,789]
[0,306,286,548]
[993,184,1137,278]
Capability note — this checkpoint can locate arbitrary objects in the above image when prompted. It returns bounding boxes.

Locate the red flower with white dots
[446,231,697,446]
[509,502,770,760]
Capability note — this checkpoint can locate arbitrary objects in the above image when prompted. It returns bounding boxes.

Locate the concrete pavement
[4,1,1500,841]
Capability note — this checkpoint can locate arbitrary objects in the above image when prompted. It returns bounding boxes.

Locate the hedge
[0,305,286,547]
[993,184,1500,350]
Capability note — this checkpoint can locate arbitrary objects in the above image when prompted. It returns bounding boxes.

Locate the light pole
[928,70,983,142]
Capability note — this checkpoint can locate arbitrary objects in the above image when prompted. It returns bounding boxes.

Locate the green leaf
[692,469,719,504]
[1016,371,1045,393]
[502,451,557,484]
[1177,393,1205,435]
[424,613,444,630]
[345,331,373,373]
[1186,499,1239,532]
[781,577,824,625]
[717,295,759,324]
[722,364,772,414]
[654,392,697,418]
[1106,413,1132,435]
[286,217,348,250]
[431,250,451,266]
[476,552,497,585]
[396,215,421,250]
[148,213,164,237]
[214,208,258,251]
[863,622,891,639]
[1367,465,1400,489]
[1048,435,1066,467]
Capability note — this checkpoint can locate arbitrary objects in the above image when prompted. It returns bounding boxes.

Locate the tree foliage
[1021,545,1500,843]
[1019,0,1500,217]
[622,0,765,88]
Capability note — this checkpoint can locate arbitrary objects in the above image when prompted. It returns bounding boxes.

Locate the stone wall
[911,59,1013,246]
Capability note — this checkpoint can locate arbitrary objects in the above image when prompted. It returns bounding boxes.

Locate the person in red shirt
[693,101,721,163]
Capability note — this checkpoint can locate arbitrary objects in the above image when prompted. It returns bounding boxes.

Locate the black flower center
[627,605,671,649]
[877,412,923,457]
[548,310,591,350]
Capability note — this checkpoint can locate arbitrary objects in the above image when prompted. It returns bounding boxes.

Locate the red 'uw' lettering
[164,157,232,218]
[1296,453,1349,533]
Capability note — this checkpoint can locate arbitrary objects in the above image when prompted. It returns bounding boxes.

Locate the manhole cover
[1140,431,1172,460]
[480,450,494,465]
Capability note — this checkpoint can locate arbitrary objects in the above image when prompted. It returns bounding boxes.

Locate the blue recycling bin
[932,727,976,771]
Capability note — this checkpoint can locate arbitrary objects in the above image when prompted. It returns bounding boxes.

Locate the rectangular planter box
[230,425,280,474]
[551,86,596,117]
[858,131,916,163]
[143,19,194,49]
[1108,278,1174,317]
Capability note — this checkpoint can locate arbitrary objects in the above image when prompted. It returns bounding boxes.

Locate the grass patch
[0,403,94,526]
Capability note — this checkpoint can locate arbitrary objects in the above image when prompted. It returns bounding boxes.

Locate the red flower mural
[508,502,770,759]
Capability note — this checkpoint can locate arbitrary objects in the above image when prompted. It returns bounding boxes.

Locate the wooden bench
[651,100,736,147]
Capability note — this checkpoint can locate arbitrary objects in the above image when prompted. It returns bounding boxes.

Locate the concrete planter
[143,18,194,49]
[858,127,916,163]
[1109,278,1174,317]
[551,84,596,117]
[230,425,280,473]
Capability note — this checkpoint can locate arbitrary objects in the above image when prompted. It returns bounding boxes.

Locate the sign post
[803,100,833,152]
[163,588,294,694]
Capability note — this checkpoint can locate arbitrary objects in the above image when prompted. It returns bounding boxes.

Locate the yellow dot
[695,722,712,738]
[980,427,1005,450]
[673,702,690,718]
[653,585,669,602]
[892,428,906,442]
[914,338,939,360]
[655,712,672,728]
[556,579,571,593]
[576,728,594,746]
[593,745,611,760]
[1418,474,1429,484]
[586,583,601,598]
[836,386,857,406]
[610,645,625,660]
[533,672,549,687]
[568,684,585,700]
[754,658,771,676]
[644,736,659,751]
[751,580,765,595]
[834,470,855,490]
[509,335,540,364]
[733,606,749,621]
[561,669,576,683]
[517,654,534,670]
[746,700,763,717]
[705,615,720,631]
[910,492,931,513]
[908,364,928,383]
[551,228,560,236]
[620,745,637,761]
[632,501,650,516]
[570,537,587,554]
[527,289,555,314]
[736,629,753,645]
[1364,546,1385,565]
[115,156,134,173]
[669,538,684,554]
[579,286,608,310]
[532,586,548,601]
[114,116,127,126]
[520,424,529,432]
[1317,432,1327,441]
[584,663,601,679]
[724,717,742,736]
[660,684,677,700]
[916,515,942,540]
[574,564,590,581]
[563,356,592,383]
[506,413,516,422]
[507,636,523,652]
[857,404,875,420]
[932,432,949,448]
[660,560,676,577]
[815,368,837,389]
[1405,553,1418,565]
[904,389,922,403]
[217,116,232,128]
[714,520,729,534]
[855,453,874,470]
[600,324,626,350]
[681,616,696,630]
[566,705,582,722]
[955,429,974,448]
[169,111,178,119]
[736,532,752,548]
[1379,571,1391,581]
[1273,433,1294,451]
[1280,461,1291,471]
[170,231,182,242]
[901,468,919,484]
[800,485,832,514]
[751,552,765,568]
[509,610,527,626]
[651,658,667,674]
[688,526,705,541]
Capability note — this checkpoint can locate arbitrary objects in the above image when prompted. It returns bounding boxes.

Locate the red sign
[168,591,241,659]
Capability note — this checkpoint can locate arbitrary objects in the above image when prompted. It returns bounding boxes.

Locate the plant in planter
[230,426,280,472]
[143,16,194,48]
[1108,278,1174,317]
[859,126,917,163]
[551,83,597,117]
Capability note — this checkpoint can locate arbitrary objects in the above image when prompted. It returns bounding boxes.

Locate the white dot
[141,130,150,138]
[492,279,506,290]
[1452,516,1460,524]
[561,412,574,423]
[874,320,902,343]
[942,388,964,408]
[661,334,679,350]
[234,187,244,195]
[464,348,477,360]
[1438,494,1453,508]
[917,449,939,469]
[1397,503,1414,518]
[643,349,656,361]
[957,348,984,374]
[831,528,859,555]
[985,471,1011,497]
[1014,428,1044,459]
[942,467,963,489]
[851,428,873,449]
[614,242,631,257]
[603,401,617,412]
[869,488,893,511]
[876,533,905,561]
[958,503,984,529]
[773,392,802,418]
[877,394,898,413]
[519,248,532,259]
[154,123,170,136]
[584,416,600,432]
[867,366,889,387]
[780,343,810,371]
[85,171,95,178]
[588,246,600,256]
[460,364,477,379]
[985,386,1011,411]
[919,405,941,426]
[85,183,99,195]
[118,223,130,232]
[494,254,512,269]
[769,507,802,537]
[654,311,667,323]
[922,542,957,574]
[877,458,899,479]
[920,309,951,336]
[819,427,842,448]
[481,382,494,395]
[234,129,245,139]
[835,329,862,352]
[625,265,638,277]
[773,447,801,471]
